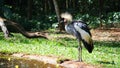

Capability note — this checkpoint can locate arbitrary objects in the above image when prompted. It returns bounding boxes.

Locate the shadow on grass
[1,32,120,48]
[97,61,115,65]
[57,37,75,41]
[94,41,120,48]
[57,36,120,48]
[0,33,46,44]
[56,37,78,47]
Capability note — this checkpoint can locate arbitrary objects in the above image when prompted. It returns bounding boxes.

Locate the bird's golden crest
[61,12,73,22]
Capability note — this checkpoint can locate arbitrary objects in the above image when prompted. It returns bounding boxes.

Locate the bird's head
[60,12,72,24]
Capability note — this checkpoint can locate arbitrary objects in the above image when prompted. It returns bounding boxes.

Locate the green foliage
[74,12,120,28]
[75,13,100,28]
[30,14,57,31]
[107,12,120,23]
[0,0,119,30]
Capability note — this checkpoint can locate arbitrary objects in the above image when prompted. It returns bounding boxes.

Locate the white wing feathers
[74,23,91,44]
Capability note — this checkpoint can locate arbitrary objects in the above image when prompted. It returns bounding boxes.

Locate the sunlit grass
[0,32,120,68]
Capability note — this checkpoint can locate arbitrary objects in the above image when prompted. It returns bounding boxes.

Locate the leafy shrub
[74,12,120,29]
[105,12,120,28]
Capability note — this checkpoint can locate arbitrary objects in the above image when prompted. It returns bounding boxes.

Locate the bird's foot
[74,59,83,62]
[78,60,83,62]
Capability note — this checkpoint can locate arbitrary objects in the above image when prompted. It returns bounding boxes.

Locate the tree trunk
[66,0,69,9]
[53,0,64,31]
[44,0,47,13]
[27,0,32,20]
[0,17,48,39]
[99,0,104,29]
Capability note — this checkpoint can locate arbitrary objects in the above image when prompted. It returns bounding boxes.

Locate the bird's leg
[78,41,83,62]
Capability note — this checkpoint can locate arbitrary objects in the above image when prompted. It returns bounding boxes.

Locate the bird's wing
[73,21,92,36]
[73,21,92,44]
[65,23,80,38]
[74,21,94,53]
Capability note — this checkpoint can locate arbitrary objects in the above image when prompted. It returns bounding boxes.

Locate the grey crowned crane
[60,12,94,62]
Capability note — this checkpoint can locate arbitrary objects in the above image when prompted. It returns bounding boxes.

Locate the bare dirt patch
[91,28,120,41]
[12,53,97,68]
[49,28,120,42]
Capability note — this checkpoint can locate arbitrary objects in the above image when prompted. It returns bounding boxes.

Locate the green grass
[0,32,120,68]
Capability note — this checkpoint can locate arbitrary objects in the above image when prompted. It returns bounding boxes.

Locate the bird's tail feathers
[82,39,94,53]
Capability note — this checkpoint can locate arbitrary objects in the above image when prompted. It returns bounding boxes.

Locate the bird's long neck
[64,21,72,32]
[65,20,72,25]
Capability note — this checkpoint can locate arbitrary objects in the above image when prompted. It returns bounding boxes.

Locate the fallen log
[0,17,48,39]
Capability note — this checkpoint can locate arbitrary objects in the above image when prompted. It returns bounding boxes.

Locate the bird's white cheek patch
[0,22,4,26]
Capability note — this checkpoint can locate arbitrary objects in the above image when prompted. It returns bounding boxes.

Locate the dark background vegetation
[0,0,120,31]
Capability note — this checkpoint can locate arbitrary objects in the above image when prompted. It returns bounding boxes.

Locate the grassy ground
[0,31,120,68]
